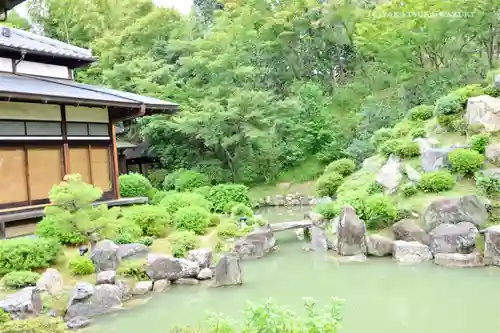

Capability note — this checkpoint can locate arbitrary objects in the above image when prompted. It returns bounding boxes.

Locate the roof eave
[0,45,97,68]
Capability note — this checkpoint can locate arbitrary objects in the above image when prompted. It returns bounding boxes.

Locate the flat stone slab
[270,221,312,232]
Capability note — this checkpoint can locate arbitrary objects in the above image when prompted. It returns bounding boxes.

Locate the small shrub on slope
[363,194,398,229]
[173,206,211,235]
[476,171,500,199]
[167,231,200,258]
[160,191,212,215]
[370,128,393,147]
[400,182,418,197]
[435,94,463,115]
[119,173,153,198]
[449,148,484,175]
[324,158,356,177]
[121,205,172,237]
[316,172,343,197]
[68,256,94,276]
[410,127,426,139]
[469,133,490,154]
[314,202,341,220]
[230,203,253,218]
[2,271,40,289]
[394,141,420,158]
[419,170,455,193]
[0,238,61,275]
[174,170,210,192]
[206,184,251,213]
[407,105,433,121]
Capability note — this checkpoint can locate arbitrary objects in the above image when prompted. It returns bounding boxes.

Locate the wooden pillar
[60,105,70,175]
[111,124,120,199]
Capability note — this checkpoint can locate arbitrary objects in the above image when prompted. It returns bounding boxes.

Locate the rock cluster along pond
[256,193,318,207]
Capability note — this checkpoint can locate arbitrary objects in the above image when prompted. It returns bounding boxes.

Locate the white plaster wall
[16,60,69,79]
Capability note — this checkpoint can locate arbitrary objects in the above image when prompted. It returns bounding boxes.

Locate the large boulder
[392,219,429,244]
[393,241,432,264]
[197,268,213,280]
[213,253,242,287]
[96,271,116,285]
[376,154,402,194]
[404,165,421,183]
[188,248,213,269]
[65,283,123,320]
[336,206,367,256]
[434,252,483,268]
[420,147,453,172]
[485,142,500,166]
[132,281,153,296]
[117,243,150,260]
[36,268,64,296]
[428,222,478,255]
[484,226,500,266]
[465,95,500,132]
[367,235,393,257]
[310,226,329,252]
[0,287,42,320]
[423,195,488,231]
[90,240,120,273]
[233,224,276,259]
[177,258,201,278]
[145,254,183,281]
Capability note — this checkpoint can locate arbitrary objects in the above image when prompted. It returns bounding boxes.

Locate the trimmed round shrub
[230,203,253,218]
[2,271,40,289]
[147,169,169,189]
[167,230,200,258]
[216,221,239,238]
[1,316,68,333]
[36,216,87,246]
[450,118,467,134]
[363,194,398,229]
[160,192,212,215]
[378,138,403,157]
[476,171,500,199]
[391,121,413,138]
[108,218,142,245]
[449,148,485,175]
[0,308,10,325]
[469,133,490,154]
[118,259,148,281]
[370,128,392,147]
[314,202,341,220]
[367,182,384,195]
[400,182,418,197]
[436,114,458,130]
[136,236,154,247]
[173,206,211,235]
[151,190,171,205]
[121,205,172,237]
[407,105,433,121]
[193,186,211,199]
[419,170,455,193]
[324,158,356,177]
[209,214,221,227]
[410,127,426,139]
[0,238,62,275]
[451,84,485,104]
[315,172,343,197]
[119,173,154,198]
[174,170,210,192]
[206,184,251,213]
[435,93,463,115]
[163,169,186,190]
[68,256,94,276]
[394,141,420,158]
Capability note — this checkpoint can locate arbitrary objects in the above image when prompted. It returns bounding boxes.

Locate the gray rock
[336,206,367,256]
[0,287,42,319]
[115,280,131,300]
[270,221,312,232]
[305,211,325,226]
[495,74,500,89]
[197,268,213,280]
[484,226,500,266]
[434,252,483,268]
[367,235,393,256]
[133,281,153,295]
[66,283,122,320]
[428,222,478,254]
[465,95,500,132]
[145,254,183,281]
[173,278,200,285]
[330,254,367,263]
[96,271,116,285]
[310,226,329,252]
[234,224,276,259]
[188,248,213,269]
[376,154,402,194]
[295,228,305,241]
[213,253,242,287]
[423,195,488,231]
[392,219,429,244]
[66,316,91,330]
[393,241,432,264]
[117,243,150,260]
[420,147,453,172]
[405,165,421,183]
[90,240,120,273]
[177,258,201,278]
[152,279,170,293]
[36,268,64,296]
[486,143,500,166]
[68,282,94,302]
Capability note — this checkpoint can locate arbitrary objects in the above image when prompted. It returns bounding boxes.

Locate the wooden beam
[111,124,120,199]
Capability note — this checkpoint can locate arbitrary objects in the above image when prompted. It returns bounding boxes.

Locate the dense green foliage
[118,259,148,281]
[0,316,69,333]
[419,170,456,193]
[173,206,211,235]
[119,173,154,198]
[363,194,398,229]
[27,0,498,184]
[174,170,210,192]
[400,183,418,197]
[324,158,356,177]
[476,171,500,199]
[230,203,253,218]
[121,205,172,237]
[469,133,490,154]
[1,271,40,289]
[448,149,485,175]
[0,238,61,275]
[160,192,212,215]
[316,172,343,197]
[407,105,434,121]
[68,256,95,276]
[205,184,251,212]
[167,230,200,258]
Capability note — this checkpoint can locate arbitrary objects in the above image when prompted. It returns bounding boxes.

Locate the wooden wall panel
[0,102,61,121]
[27,147,62,200]
[0,148,28,204]
[69,147,91,183]
[90,147,111,191]
[66,106,109,123]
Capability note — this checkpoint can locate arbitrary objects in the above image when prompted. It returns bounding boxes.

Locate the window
[66,122,109,138]
[67,123,88,136]
[89,123,109,136]
[0,120,62,138]
[0,121,25,136]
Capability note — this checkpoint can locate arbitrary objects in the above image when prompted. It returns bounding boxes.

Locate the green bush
[367,182,384,195]
[315,172,343,197]
[363,194,398,229]
[173,206,211,235]
[230,203,253,217]
[378,138,403,156]
[216,221,239,238]
[118,259,148,281]
[0,309,10,325]
[436,114,458,130]
[151,190,171,205]
[410,127,426,139]
[449,148,485,175]
[370,128,393,147]
[174,170,210,192]
[435,93,464,115]
[147,169,169,189]
[324,158,356,177]
[206,184,251,213]
[119,173,154,198]
[2,271,40,289]
[467,123,486,135]
[391,121,414,138]
[136,236,154,247]
[121,205,171,237]
[68,256,94,276]
[193,186,212,199]
[400,182,418,197]
[36,216,87,246]
[162,169,186,190]
[450,118,467,134]
[484,85,500,97]
[476,171,500,199]
[160,191,212,215]
[394,141,420,158]
[1,316,68,333]
[419,170,455,193]
[194,159,232,184]
[314,202,341,220]
[451,84,485,104]
[0,238,61,275]
[109,218,142,245]
[209,214,221,227]
[167,231,200,258]
[469,133,490,154]
[407,105,434,121]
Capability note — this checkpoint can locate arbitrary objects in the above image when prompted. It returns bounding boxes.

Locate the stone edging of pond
[255,193,320,207]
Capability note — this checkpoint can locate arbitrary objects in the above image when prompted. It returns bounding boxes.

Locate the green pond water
[91,206,500,333]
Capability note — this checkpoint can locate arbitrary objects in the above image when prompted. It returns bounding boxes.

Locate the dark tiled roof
[0,72,179,111]
[0,25,95,61]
